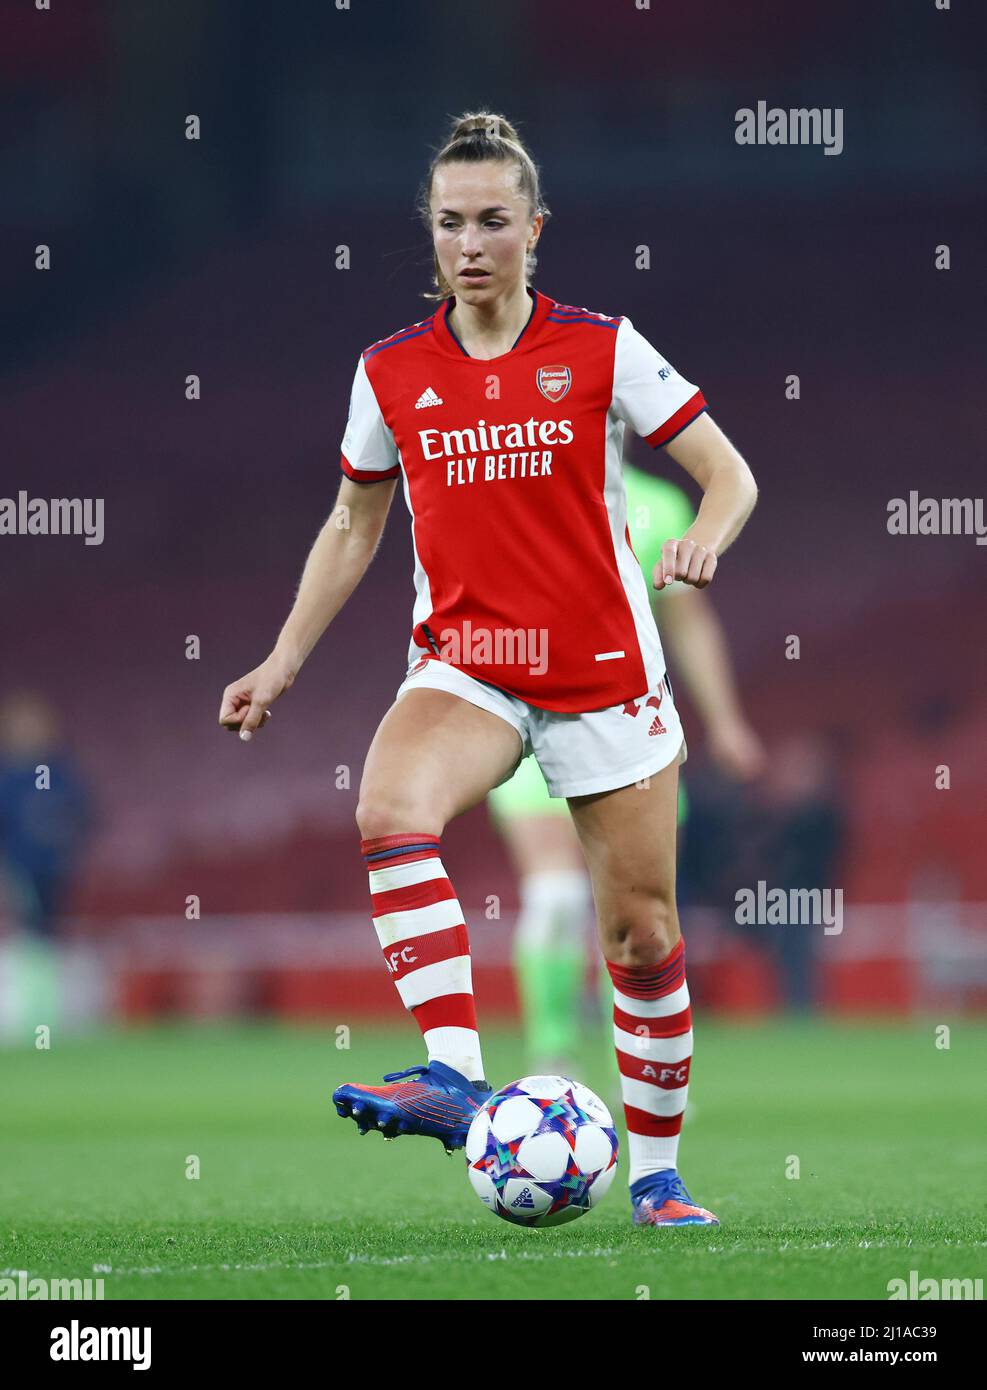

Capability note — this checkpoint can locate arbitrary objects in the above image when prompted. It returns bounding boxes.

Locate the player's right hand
[218,654,296,741]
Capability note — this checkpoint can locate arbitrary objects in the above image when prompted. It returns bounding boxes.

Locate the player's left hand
[653,537,717,591]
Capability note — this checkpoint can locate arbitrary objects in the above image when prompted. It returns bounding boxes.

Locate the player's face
[430,161,540,302]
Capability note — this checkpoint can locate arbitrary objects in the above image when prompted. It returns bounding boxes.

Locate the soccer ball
[465,1075,618,1227]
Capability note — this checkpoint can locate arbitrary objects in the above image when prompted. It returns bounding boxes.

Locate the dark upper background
[1,0,985,914]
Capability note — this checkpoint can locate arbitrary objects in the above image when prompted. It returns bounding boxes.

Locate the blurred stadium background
[2,0,986,1039]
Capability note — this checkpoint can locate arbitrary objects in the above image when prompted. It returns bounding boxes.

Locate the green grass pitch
[2,1019,984,1300]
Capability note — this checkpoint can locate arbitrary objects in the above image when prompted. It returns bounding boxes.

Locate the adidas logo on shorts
[414,386,443,409]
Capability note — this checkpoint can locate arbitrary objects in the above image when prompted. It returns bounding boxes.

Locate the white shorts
[394,652,687,799]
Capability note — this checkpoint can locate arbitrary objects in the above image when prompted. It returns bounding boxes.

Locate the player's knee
[355,788,444,840]
[599,893,679,966]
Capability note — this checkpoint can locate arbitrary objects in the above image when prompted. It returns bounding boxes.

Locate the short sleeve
[612,318,707,448]
[340,356,401,483]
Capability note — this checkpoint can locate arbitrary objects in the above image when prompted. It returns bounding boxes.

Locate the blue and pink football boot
[630,1169,719,1226]
[332,1061,492,1155]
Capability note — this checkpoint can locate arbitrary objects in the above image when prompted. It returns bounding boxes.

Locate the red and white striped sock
[361,832,485,1083]
[607,938,692,1186]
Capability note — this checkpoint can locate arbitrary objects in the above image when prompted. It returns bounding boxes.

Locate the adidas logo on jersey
[414,386,443,410]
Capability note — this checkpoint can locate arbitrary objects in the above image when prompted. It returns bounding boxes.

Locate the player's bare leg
[333,688,524,1151]
[357,687,523,838]
[567,756,719,1225]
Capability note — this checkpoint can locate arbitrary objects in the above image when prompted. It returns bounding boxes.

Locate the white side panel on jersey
[401,461,437,665]
[610,318,700,438]
[341,356,400,476]
[601,408,665,693]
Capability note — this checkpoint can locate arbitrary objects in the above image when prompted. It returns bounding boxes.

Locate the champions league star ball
[465,1075,618,1227]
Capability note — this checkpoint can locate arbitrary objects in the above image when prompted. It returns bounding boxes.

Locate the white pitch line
[7,1237,985,1284]
[88,1247,623,1277]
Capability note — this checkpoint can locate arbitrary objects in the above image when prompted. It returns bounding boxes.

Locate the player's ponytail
[417,110,551,301]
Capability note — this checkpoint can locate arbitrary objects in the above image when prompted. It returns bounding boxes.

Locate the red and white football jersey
[340,289,706,713]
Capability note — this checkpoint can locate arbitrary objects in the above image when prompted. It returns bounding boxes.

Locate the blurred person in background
[683,732,844,1012]
[745,733,844,1012]
[488,452,765,1075]
[0,691,93,1042]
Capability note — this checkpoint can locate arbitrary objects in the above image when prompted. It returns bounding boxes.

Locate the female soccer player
[491,459,765,1079]
[218,112,758,1228]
